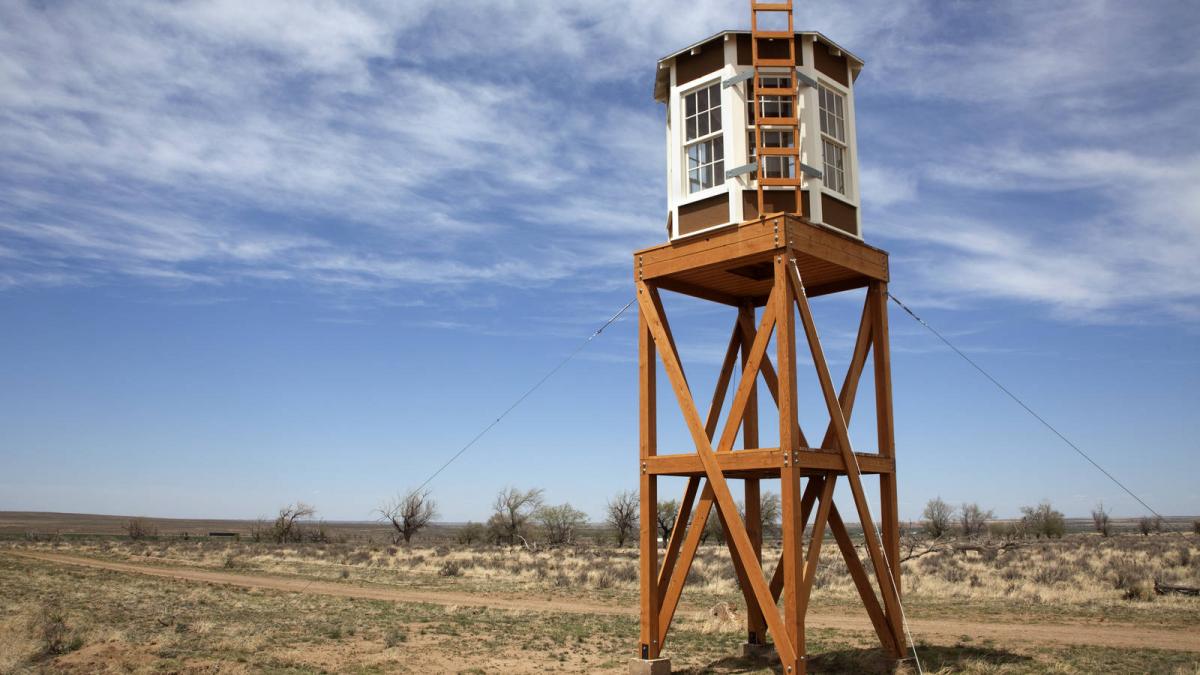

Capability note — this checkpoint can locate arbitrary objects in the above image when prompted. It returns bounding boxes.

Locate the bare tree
[922,497,954,538]
[1091,502,1112,537]
[537,503,589,545]
[271,502,316,543]
[1021,501,1065,539]
[759,492,782,540]
[489,486,544,545]
[378,488,438,544]
[656,499,680,543]
[124,518,157,541]
[1138,515,1163,536]
[605,490,639,547]
[959,502,993,538]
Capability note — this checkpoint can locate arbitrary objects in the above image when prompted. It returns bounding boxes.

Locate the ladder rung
[755,117,797,127]
[752,2,792,10]
[758,146,799,156]
[753,31,794,40]
[754,87,795,96]
[758,177,802,186]
[755,58,796,67]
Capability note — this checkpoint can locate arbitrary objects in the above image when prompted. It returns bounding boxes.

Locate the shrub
[438,561,462,577]
[1138,515,1163,536]
[35,606,82,656]
[457,521,485,546]
[922,498,954,538]
[1032,565,1072,585]
[1020,501,1065,539]
[124,518,157,541]
[1193,519,1200,535]
[591,570,615,590]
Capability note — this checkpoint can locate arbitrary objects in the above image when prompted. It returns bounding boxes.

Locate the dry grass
[2,532,1199,673]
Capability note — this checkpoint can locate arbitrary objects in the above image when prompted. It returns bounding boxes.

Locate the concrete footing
[742,642,777,660]
[627,657,671,675]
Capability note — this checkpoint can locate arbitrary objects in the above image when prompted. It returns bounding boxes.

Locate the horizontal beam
[644,447,894,476]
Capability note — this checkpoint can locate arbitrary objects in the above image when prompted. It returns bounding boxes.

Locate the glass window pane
[686,93,696,116]
[686,117,697,140]
[697,114,709,137]
[710,110,721,132]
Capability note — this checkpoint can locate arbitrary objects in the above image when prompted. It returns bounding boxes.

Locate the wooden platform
[635,214,888,306]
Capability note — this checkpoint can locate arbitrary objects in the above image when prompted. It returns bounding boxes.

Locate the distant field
[1,511,1198,673]
[0,511,396,540]
[3,511,1195,540]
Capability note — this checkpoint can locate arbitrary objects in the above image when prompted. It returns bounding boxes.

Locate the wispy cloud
[0,0,1196,325]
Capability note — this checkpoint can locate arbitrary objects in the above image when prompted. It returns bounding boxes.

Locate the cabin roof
[653,30,864,102]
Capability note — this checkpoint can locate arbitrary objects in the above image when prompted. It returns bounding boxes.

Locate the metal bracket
[794,69,819,89]
[722,70,754,88]
[726,162,758,180]
[800,162,823,179]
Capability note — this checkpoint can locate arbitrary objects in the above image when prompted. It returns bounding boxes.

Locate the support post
[871,281,904,647]
[739,302,767,648]
[775,254,805,674]
[638,309,662,662]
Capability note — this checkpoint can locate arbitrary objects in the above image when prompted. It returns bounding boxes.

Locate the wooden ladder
[750,1,804,218]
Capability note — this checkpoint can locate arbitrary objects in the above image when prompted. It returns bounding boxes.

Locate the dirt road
[9,550,1199,654]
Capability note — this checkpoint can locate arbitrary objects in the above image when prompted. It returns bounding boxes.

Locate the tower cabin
[655,31,863,240]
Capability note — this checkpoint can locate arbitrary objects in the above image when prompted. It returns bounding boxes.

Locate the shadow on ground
[680,644,1032,674]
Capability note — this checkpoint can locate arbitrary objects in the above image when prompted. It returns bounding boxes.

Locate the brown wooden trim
[644,449,892,476]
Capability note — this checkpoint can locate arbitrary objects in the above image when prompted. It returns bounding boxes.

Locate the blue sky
[1,1,1197,523]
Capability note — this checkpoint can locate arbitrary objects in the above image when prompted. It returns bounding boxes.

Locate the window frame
[817,81,850,197]
[681,80,726,197]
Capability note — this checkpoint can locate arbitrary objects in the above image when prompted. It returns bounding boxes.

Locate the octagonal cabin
[655,31,864,240]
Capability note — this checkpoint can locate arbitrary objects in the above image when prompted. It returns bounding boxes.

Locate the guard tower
[632,3,904,674]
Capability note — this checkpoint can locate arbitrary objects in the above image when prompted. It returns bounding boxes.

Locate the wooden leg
[775,254,804,674]
[871,281,904,650]
[739,302,766,645]
[638,310,661,659]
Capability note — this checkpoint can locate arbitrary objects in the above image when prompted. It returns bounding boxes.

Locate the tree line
[124,490,1191,545]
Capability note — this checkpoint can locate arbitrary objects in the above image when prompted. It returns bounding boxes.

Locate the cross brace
[637,250,904,673]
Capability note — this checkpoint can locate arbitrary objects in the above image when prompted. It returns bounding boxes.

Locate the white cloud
[0,0,1195,324]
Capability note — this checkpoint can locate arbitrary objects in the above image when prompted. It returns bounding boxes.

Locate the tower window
[818,84,848,195]
[684,83,724,193]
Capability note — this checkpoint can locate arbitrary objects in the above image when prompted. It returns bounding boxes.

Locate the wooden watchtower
[632,4,905,674]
